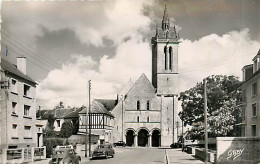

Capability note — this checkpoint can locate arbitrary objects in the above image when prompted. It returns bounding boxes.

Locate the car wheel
[105,153,108,159]
[111,154,114,158]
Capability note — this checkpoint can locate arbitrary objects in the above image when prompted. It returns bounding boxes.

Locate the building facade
[78,100,114,144]
[0,57,43,162]
[239,49,260,137]
[111,6,179,147]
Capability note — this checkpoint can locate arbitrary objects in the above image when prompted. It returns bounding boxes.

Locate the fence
[1,146,46,164]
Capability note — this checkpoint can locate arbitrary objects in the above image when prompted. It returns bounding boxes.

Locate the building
[0,57,43,162]
[239,49,260,137]
[78,100,115,144]
[111,6,180,147]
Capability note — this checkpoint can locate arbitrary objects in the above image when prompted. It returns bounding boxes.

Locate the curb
[165,149,170,164]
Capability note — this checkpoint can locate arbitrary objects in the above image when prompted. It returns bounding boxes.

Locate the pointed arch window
[137,101,140,110]
[169,46,173,70]
[164,46,168,70]
[137,116,139,122]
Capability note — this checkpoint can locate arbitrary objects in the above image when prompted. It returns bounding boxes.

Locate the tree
[45,114,56,137]
[178,75,242,137]
[60,121,75,138]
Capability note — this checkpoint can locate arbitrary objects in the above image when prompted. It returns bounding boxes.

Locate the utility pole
[88,80,91,157]
[182,119,184,152]
[204,79,208,163]
[121,95,124,141]
[85,82,89,157]
[176,121,179,139]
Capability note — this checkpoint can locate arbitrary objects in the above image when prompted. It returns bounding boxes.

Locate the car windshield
[55,151,65,155]
[98,145,105,149]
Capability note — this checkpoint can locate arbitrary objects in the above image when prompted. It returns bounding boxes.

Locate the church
[111,6,180,147]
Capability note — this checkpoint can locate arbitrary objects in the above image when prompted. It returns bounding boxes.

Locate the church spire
[162,5,170,31]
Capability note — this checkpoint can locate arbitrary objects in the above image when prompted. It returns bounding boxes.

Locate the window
[147,101,150,110]
[252,82,257,96]
[24,84,30,97]
[137,101,140,110]
[164,46,168,70]
[12,102,17,114]
[11,79,17,93]
[24,105,30,116]
[252,103,257,117]
[24,126,31,137]
[252,125,256,137]
[137,116,139,122]
[169,46,172,70]
[147,117,149,122]
[12,124,18,137]
[57,120,61,127]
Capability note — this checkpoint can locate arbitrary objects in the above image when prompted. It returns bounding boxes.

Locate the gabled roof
[1,58,36,84]
[64,108,83,119]
[40,108,74,119]
[126,73,155,97]
[95,99,117,111]
[79,100,114,117]
[118,79,134,97]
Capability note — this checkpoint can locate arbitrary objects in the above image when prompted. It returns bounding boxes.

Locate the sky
[1,0,260,108]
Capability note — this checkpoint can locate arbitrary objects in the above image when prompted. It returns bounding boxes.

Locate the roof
[63,108,83,119]
[40,108,75,119]
[95,99,117,111]
[118,79,134,97]
[79,100,114,117]
[1,58,36,84]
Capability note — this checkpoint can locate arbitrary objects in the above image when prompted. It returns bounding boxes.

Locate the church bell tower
[151,5,180,96]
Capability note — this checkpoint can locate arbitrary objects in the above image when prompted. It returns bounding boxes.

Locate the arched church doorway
[126,130,135,146]
[138,129,148,147]
[152,130,160,147]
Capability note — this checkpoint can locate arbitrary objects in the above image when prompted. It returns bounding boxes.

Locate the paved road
[86,147,165,164]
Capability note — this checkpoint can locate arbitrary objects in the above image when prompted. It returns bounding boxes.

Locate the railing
[1,146,46,163]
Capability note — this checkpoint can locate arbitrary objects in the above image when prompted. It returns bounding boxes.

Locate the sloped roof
[64,108,83,119]
[40,108,74,119]
[118,79,134,97]
[95,99,117,111]
[79,100,114,117]
[1,58,36,84]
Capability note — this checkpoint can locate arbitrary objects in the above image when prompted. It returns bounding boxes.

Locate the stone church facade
[112,6,180,147]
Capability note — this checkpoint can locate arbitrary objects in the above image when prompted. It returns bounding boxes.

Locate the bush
[60,122,75,138]
[43,138,66,157]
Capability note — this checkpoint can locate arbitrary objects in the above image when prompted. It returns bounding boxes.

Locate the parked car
[113,141,126,147]
[49,148,81,164]
[92,144,115,159]
[170,138,198,148]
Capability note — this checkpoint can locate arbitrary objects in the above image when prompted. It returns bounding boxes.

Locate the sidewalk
[166,148,210,164]
[26,156,90,164]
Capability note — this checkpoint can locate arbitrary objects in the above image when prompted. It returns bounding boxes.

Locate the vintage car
[49,148,81,164]
[92,144,115,159]
[113,141,126,147]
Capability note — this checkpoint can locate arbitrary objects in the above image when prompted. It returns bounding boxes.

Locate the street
[87,147,165,164]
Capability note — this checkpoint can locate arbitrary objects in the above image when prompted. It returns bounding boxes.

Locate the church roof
[118,79,134,97]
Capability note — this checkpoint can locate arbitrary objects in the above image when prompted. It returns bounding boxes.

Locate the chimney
[17,57,26,75]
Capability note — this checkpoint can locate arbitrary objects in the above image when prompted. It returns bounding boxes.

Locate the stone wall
[217,137,260,164]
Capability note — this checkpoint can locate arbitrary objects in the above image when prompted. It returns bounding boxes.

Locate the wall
[242,73,260,137]
[217,137,260,164]
[2,72,37,149]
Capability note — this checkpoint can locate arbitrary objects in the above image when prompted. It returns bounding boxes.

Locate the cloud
[179,28,260,92]
[36,0,153,108]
